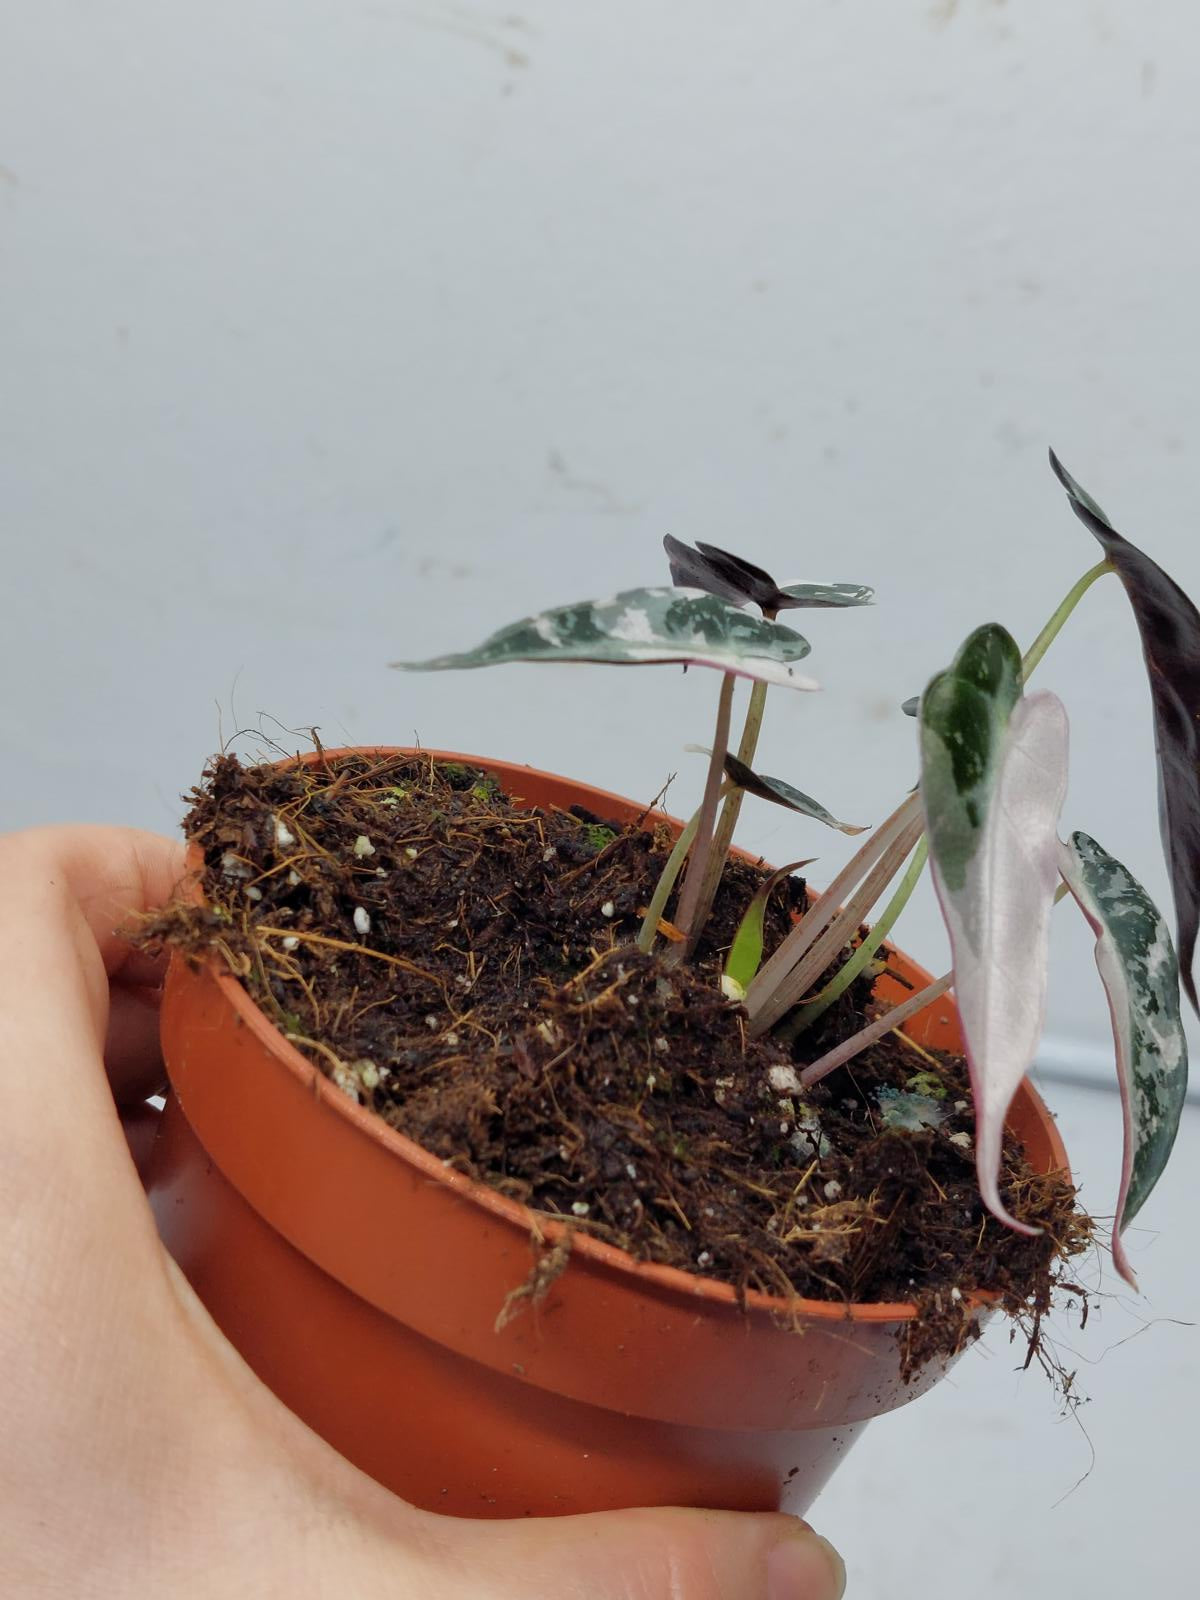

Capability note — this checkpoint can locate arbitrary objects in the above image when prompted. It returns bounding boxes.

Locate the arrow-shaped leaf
[663,536,873,613]
[722,753,867,834]
[724,858,814,994]
[1050,450,1200,1015]
[919,624,1024,894]
[1057,830,1188,1289]
[392,587,819,690]
[921,626,1069,1234]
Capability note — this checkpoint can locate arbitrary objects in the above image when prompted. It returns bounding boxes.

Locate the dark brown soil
[141,750,1091,1372]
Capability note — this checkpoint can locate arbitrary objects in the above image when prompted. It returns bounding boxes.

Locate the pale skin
[0,826,845,1600]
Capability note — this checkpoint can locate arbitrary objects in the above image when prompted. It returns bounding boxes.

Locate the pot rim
[179,744,1070,1327]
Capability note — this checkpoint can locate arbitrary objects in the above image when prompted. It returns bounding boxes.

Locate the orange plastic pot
[147,749,1069,1520]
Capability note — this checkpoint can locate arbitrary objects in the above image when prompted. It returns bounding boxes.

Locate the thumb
[441,1505,846,1600]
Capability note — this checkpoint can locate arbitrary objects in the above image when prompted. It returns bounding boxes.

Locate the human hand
[0,824,846,1599]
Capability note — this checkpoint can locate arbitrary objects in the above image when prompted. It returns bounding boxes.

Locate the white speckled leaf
[925,691,1070,1236]
[391,587,819,690]
[1057,831,1188,1289]
[776,581,875,609]
[723,754,866,834]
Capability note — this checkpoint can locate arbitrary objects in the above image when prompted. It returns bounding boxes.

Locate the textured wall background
[2,4,1197,1593]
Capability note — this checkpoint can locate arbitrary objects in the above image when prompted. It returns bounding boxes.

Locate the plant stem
[673,672,737,951]
[779,836,929,1041]
[1021,558,1113,682]
[797,880,1073,1087]
[687,677,770,945]
[635,790,729,954]
[745,792,924,1034]
[799,970,953,1089]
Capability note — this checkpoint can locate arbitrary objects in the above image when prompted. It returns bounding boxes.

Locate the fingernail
[767,1530,846,1600]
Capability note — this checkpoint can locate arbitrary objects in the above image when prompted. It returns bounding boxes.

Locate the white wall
[3,4,1197,1592]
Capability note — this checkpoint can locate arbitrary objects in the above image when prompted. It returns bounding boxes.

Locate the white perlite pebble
[768,1063,803,1095]
[625,1163,638,1180]
[600,900,615,919]
[950,1286,963,1303]
[358,1061,380,1090]
[221,851,250,880]
[404,846,419,861]
[244,885,263,902]
[654,1036,670,1054]
[353,835,375,858]
[352,906,371,936]
[273,816,296,849]
[281,935,299,952]
[696,1250,713,1269]
[332,1064,361,1103]
[949,1131,972,1149]
[571,1201,591,1217]
[287,870,302,887]
[823,1179,843,1201]
[425,1015,439,1029]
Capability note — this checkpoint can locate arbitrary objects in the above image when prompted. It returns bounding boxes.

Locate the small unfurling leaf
[723,859,813,993]
[663,536,873,613]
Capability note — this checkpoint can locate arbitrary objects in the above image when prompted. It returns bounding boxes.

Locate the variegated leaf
[1050,450,1200,1015]
[1057,830,1188,1288]
[392,587,819,690]
[921,630,1069,1234]
[776,581,875,609]
[723,753,866,834]
[663,536,873,613]
[919,624,1024,893]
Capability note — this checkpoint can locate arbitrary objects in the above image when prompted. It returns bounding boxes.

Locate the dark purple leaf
[1050,448,1200,1014]
[662,536,873,613]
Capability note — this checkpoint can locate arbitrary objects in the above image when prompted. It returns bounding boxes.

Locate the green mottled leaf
[722,753,867,834]
[724,859,812,993]
[1050,449,1200,1016]
[392,587,819,690]
[921,628,1070,1235]
[663,536,873,613]
[1058,830,1188,1289]
[918,624,1023,892]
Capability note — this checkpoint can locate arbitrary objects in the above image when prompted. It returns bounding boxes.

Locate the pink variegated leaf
[921,628,1069,1235]
[1057,831,1188,1289]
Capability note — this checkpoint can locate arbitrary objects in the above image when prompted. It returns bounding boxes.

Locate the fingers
[409,1505,846,1600]
[0,825,185,1209]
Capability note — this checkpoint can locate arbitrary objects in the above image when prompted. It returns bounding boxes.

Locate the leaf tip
[1111,1232,1141,1293]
